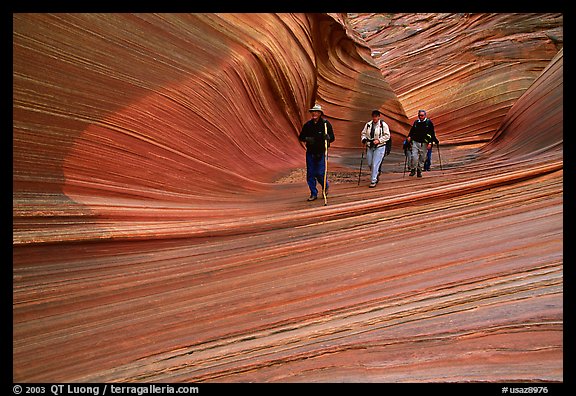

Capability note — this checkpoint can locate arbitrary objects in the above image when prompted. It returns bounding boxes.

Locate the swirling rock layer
[350,13,563,144]
[13,13,562,382]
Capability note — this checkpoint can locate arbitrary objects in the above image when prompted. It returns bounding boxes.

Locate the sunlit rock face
[13,13,407,244]
[13,13,562,383]
[349,13,563,144]
[479,48,563,161]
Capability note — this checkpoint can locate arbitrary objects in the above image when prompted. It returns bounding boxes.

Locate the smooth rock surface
[13,13,562,382]
[349,13,563,144]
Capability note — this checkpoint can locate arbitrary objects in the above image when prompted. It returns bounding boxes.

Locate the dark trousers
[306,151,328,196]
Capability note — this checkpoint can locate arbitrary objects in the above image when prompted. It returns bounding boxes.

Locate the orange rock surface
[350,13,563,144]
[13,13,562,382]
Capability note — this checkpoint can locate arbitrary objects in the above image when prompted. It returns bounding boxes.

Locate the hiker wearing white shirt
[360,110,391,188]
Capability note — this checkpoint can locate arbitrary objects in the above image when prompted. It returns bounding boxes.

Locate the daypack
[375,120,392,156]
[383,120,392,156]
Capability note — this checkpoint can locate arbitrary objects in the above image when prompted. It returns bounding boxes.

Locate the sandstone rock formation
[13,13,562,382]
[349,13,563,144]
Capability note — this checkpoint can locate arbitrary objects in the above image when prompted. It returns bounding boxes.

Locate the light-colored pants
[409,141,427,171]
[367,145,386,183]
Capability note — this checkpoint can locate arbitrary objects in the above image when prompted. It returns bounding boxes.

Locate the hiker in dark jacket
[406,109,439,177]
[298,104,335,201]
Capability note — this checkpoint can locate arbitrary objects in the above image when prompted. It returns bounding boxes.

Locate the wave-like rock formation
[13,14,406,207]
[349,13,563,144]
[13,13,562,382]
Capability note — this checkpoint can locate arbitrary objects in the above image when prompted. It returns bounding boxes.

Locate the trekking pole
[323,124,328,206]
[436,143,443,172]
[357,145,365,186]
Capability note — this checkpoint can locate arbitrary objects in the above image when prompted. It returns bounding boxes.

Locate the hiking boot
[369,182,377,188]
[409,169,416,177]
[417,169,422,178]
[307,194,317,201]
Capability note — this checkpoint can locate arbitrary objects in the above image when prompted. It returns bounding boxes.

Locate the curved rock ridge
[349,13,563,144]
[479,48,563,160]
[13,13,562,383]
[12,13,404,247]
[295,13,411,148]
[13,13,407,239]
[14,13,308,202]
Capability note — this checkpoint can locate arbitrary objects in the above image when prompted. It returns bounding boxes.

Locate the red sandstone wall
[13,13,563,383]
[349,13,563,144]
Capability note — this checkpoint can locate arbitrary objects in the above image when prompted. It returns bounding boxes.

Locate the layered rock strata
[349,13,563,144]
[13,13,563,382]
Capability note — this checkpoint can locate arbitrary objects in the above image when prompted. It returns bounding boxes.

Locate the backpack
[381,120,392,156]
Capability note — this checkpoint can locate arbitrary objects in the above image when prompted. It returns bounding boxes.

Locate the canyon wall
[13,13,563,383]
[349,13,563,144]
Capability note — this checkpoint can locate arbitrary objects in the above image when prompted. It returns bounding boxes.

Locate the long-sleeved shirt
[361,119,390,148]
[299,118,335,155]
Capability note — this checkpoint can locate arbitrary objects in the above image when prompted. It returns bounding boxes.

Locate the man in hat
[361,109,391,187]
[298,104,335,201]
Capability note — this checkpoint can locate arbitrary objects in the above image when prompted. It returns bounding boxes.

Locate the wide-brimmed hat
[308,104,324,113]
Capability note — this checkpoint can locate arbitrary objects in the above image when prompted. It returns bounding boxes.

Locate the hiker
[298,104,335,201]
[361,109,391,188]
[406,109,439,177]
[424,146,433,171]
